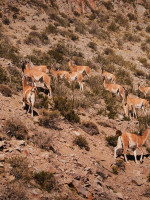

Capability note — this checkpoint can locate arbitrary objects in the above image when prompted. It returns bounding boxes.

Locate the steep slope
[0,0,150,199]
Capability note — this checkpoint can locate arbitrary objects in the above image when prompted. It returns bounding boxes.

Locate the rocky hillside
[0,0,150,199]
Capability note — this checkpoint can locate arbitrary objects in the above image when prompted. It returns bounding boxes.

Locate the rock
[0,141,5,148]
[71,180,87,197]
[115,192,123,199]
[136,5,146,17]
[0,154,5,161]
[73,131,80,136]
[17,140,25,146]
[0,163,4,168]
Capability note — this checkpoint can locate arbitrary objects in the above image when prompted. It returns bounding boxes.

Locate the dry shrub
[0,65,9,84]
[34,171,56,192]
[0,181,29,200]
[112,159,125,175]
[106,135,118,147]
[81,121,99,136]
[39,110,61,130]
[73,135,90,151]
[54,96,80,123]
[4,118,28,140]
[143,187,150,197]
[0,84,12,97]
[32,131,55,152]
[8,156,31,181]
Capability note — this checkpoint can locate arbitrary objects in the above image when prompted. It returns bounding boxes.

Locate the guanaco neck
[141,128,150,145]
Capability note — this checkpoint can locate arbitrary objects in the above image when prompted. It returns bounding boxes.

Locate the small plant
[127,13,137,21]
[115,14,129,27]
[81,121,99,136]
[34,171,56,192]
[0,84,12,97]
[30,25,37,30]
[107,22,119,32]
[147,173,150,182]
[5,118,28,140]
[103,1,113,10]
[106,135,118,147]
[54,96,80,123]
[48,49,64,63]
[146,147,150,154]
[112,159,125,175]
[73,135,90,151]
[45,23,58,34]
[137,115,150,133]
[146,25,150,33]
[0,66,9,84]
[39,110,60,129]
[88,42,97,51]
[0,182,28,200]
[112,166,118,175]
[8,156,31,181]
[3,17,10,25]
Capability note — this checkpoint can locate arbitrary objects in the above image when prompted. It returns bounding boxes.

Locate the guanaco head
[116,130,122,137]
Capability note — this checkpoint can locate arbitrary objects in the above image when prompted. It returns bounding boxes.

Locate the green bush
[34,171,56,192]
[106,135,118,147]
[73,135,90,151]
[5,118,28,140]
[54,96,80,123]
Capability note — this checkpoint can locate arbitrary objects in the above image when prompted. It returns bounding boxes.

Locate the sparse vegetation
[34,171,56,192]
[0,65,9,84]
[112,159,125,175]
[146,25,150,33]
[39,110,61,129]
[5,118,28,140]
[107,22,119,32]
[106,135,118,147]
[54,96,80,123]
[0,84,12,97]
[73,135,90,151]
[81,121,99,136]
[8,156,31,181]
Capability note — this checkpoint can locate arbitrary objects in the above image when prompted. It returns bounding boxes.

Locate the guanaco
[138,83,150,98]
[69,60,90,76]
[22,76,36,117]
[22,61,52,96]
[103,77,125,103]
[124,95,149,119]
[114,128,150,163]
[101,66,116,83]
